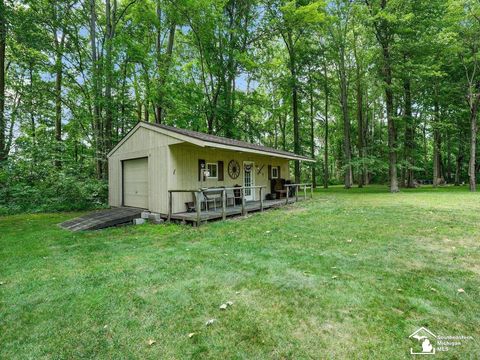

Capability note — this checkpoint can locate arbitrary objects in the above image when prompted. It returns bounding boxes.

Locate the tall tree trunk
[104,0,115,176]
[279,114,286,151]
[468,103,478,191]
[324,62,329,189]
[291,65,300,183]
[356,73,364,188]
[54,35,64,168]
[446,131,451,182]
[384,46,398,192]
[284,31,301,183]
[455,131,463,186]
[29,65,36,159]
[338,44,352,189]
[0,0,6,162]
[155,9,176,125]
[433,89,443,186]
[404,76,415,187]
[309,76,316,188]
[353,26,365,188]
[367,0,398,192]
[90,0,103,179]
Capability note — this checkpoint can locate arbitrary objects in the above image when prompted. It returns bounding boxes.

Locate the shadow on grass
[314,184,472,195]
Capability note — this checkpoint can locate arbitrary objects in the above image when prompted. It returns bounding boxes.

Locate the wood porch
[167,184,312,226]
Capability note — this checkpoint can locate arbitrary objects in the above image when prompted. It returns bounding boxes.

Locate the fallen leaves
[205,319,216,326]
[188,332,196,338]
[219,301,234,310]
[457,288,465,294]
[147,339,156,346]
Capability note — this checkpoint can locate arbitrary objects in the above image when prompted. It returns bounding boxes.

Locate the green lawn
[1,185,479,359]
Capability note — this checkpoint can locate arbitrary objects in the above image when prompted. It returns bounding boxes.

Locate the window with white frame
[271,166,279,179]
[206,163,218,179]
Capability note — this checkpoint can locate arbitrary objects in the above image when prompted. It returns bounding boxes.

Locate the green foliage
[0,161,107,215]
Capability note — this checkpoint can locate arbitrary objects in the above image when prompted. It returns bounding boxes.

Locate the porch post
[222,189,226,220]
[310,184,313,199]
[304,184,307,200]
[295,185,299,202]
[168,191,172,222]
[195,191,201,227]
[241,187,246,216]
[286,185,289,205]
[260,186,264,211]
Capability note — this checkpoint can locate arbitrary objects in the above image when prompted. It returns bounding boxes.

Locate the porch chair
[197,191,217,211]
[225,188,236,206]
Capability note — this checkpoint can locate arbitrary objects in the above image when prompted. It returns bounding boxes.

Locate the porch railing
[168,183,313,226]
[168,185,266,226]
[284,183,313,204]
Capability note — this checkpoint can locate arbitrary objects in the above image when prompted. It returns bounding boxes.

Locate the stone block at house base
[148,213,162,222]
[133,218,146,225]
[141,211,151,219]
[151,218,164,225]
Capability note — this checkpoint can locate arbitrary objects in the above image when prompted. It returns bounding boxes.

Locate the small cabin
[108,122,314,222]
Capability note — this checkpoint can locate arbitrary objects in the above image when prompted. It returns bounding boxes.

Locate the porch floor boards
[169,197,302,223]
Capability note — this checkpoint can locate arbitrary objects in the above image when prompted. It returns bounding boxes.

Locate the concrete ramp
[60,207,144,231]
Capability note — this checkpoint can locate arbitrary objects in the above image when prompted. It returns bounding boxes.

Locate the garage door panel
[123,158,148,208]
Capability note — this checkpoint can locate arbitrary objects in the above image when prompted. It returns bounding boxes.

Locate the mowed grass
[1,186,479,359]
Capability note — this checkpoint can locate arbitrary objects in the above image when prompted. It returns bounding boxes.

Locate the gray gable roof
[144,121,313,161]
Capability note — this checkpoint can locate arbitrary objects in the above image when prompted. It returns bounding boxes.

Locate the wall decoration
[256,164,264,175]
[228,160,240,179]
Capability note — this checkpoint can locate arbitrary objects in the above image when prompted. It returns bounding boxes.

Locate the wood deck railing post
[304,184,307,200]
[295,185,299,202]
[241,188,246,216]
[168,191,172,222]
[286,185,289,205]
[222,189,226,220]
[195,191,201,227]
[310,184,313,199]
[260,187,264,211]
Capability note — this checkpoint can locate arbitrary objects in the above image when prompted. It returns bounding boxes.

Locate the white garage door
[123,158,148,208]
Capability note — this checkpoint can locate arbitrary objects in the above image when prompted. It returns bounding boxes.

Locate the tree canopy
[1,0,479,213]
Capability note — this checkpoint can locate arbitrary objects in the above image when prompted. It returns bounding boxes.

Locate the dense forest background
[1,0,480,214]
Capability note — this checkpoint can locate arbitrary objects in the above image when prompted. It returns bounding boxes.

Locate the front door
[243,161,255,201]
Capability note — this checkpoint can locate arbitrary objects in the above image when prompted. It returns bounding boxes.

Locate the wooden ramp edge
[59,207,144,231]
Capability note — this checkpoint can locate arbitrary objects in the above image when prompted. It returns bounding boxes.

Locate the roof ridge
[140,121,313,161]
